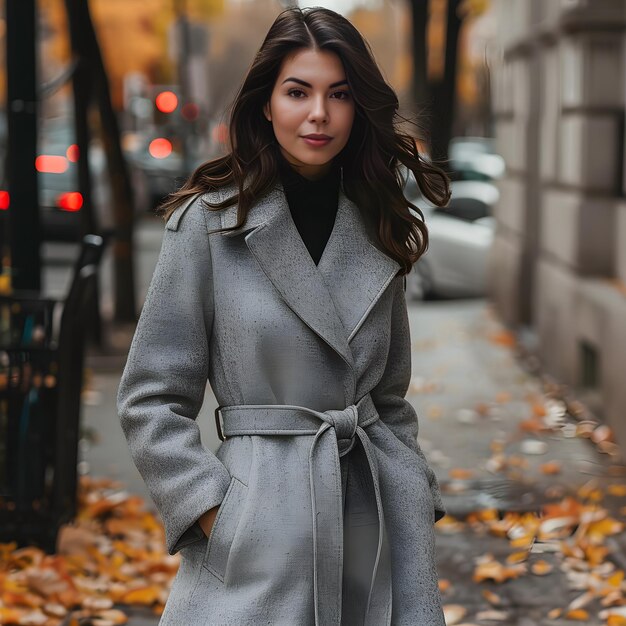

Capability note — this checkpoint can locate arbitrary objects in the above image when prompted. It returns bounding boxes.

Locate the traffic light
[150,85,201,133]
[151,86,180,129]
[155,90,179,114]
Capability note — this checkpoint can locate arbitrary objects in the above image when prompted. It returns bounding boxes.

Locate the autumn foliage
[0,476,178,625]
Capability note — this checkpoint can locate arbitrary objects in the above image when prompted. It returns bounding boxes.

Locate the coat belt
[215,393,392,625]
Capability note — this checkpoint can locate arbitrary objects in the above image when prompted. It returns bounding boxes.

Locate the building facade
[489,0,626,445]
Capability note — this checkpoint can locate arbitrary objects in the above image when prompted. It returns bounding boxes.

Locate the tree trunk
[409,0,430,114]
[430,0,463,167]
[6,0,41,291]
[63,4,97,240]
[64,0,137,323]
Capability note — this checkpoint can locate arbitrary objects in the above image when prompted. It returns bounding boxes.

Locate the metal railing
[0,235,104,552]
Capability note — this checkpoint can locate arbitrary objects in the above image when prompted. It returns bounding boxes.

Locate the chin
[296,152,337,165]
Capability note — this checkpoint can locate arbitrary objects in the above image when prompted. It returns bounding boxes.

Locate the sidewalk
[409,299,626,625]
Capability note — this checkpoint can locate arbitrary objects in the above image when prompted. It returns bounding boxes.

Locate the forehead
[276,48,346,83]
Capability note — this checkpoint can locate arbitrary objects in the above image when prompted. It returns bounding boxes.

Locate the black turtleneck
[277,151,341,266]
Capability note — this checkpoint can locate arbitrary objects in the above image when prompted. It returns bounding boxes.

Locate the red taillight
[149,138,173,159]
[35,155,69,174]
[57,192,83,212]
[0,191,9,210]
[66,144,79,162]
[155,91,178,114]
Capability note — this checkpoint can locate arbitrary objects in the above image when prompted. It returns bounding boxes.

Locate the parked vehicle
[448,136,505,182]
[35,120,107,240]
[1,117,148,241]
[122,131,191,211]
[404,176,498,300]
[0,116,146,241]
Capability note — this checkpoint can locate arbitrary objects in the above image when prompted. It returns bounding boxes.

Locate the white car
[448,137,506,181]
[405,180,497,300]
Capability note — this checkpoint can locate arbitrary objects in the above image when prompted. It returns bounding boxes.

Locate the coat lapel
[317,191,401,342]
[218,182,401,371]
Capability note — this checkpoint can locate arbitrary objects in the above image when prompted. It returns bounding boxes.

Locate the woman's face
[264,47,355,180]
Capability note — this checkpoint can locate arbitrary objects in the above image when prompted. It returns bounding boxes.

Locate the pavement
[66,216,626,625]
[406,299,626,625]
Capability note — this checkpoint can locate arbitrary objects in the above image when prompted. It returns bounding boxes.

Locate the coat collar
[217,181,401,372]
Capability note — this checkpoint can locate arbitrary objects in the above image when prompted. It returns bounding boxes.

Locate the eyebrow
[281,77,349,88]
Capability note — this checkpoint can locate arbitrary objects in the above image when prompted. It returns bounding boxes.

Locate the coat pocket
[201,475,248,582]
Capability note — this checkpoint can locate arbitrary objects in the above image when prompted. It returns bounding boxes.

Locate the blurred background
[9,0,615,450]
[0,0,501,328]
[2,1,626,625]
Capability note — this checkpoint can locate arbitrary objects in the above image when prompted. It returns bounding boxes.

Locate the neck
[277,148,335,181]
[299,163,332,181]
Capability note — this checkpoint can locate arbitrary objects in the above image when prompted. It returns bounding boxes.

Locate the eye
[287,89,306,98]
[331,91,351,100]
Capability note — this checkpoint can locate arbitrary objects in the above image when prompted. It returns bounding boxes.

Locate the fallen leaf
[442,604,467,625]
[488,331,516,347]
[519,440,548,455]
[448,468,475,480]
[530,560,553,575]
[475,609,509,621]
[481,589,502,605]
[540,461,562,475]
[565,608,590,620]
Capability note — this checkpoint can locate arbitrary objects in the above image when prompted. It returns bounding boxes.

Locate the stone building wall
[489,0,626,448]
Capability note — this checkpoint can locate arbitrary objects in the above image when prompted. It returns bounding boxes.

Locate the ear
[263,101,272,122]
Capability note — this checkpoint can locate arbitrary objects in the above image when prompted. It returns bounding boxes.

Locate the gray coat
[117,180,447,625]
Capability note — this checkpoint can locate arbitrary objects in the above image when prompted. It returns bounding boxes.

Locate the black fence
[0,235,104,552]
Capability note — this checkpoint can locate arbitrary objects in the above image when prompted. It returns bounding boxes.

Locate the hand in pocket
[198,505,220,538]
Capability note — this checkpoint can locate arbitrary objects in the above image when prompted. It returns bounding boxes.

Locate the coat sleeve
[116,194,232,554]
[370,275,446,523]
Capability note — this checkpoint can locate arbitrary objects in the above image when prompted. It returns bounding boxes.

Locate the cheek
[336,107,355,138]
[270,99,302,133]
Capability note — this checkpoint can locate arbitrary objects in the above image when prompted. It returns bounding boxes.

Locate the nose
[308,94,329,125]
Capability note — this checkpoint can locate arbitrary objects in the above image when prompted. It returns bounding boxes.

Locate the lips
[301,134,332,147]
[302,134,332,140]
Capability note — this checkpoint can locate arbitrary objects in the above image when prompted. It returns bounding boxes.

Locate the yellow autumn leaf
[481,589,502,605]
[505,551,528,564]
[510,535,534,549]
[121,585,162,605]
[540,461,561,475]
[565,608,589,620]
[587,517,624,540]
[530,560,553,575]
[449,468,475,480]
[488,330,516,347]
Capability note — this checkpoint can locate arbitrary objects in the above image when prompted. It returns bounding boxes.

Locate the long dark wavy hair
[157,6,450,276]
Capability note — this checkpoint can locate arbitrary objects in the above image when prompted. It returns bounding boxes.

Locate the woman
[118,6,450,625]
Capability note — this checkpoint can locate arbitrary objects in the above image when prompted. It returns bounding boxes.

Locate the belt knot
[323,404,358,456]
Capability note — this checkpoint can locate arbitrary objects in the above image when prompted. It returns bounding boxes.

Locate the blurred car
[0,117,148,241]
[36,120,111,241]
[122,130,205,211]
[404,177,498,300]
[448,136,506,181]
